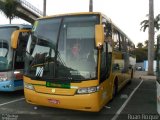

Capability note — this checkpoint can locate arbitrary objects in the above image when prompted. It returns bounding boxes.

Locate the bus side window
[113,31,119,51]
[14,32,30,69]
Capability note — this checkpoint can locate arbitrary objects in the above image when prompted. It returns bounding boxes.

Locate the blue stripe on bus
[14,79,23,87]
[0,79,23,91]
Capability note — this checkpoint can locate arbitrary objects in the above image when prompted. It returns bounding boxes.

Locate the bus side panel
[113,52,124,86]
[98,74,115,108]
[0,71,23,91]
[0,79,23,91]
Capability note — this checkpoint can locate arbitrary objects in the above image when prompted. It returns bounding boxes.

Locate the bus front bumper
[0,80,23,91]
[24,88,101,112]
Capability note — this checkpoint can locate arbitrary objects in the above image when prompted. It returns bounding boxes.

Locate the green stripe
[46,82,70,89]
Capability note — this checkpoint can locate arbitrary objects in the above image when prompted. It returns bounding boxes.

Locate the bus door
[98,21,113,104]
[14,31,30,70]
[11,30,30,80]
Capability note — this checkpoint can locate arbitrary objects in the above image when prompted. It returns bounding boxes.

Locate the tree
[144,40,149,48]
[0,0,20,24]
[148,0,155,75]
[140,0,158,75]
[43,0,46,16]
[140,14,160,32]
[134,48,147,62]
[137,42,143,49]
[89,0,93,12]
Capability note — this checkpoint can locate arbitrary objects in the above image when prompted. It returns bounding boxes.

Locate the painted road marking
[111,80,143,120]
[0,98,25,107]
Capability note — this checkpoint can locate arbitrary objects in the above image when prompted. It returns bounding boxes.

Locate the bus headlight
[24,82,35,91]
[77,86,100,94]
[0,77,8,82]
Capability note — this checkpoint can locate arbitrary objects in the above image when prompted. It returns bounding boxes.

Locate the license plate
[48,99,60,104]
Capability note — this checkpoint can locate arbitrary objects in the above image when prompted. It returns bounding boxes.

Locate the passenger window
[113,31,119,51]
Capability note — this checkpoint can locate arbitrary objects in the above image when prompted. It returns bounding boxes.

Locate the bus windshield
[0,27,18,71]
[25,15,99,82]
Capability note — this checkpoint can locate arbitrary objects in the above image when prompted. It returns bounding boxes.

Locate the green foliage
[140,14,160,32]
[140,20,149,32]
[133,46,157,62]
[0,0,20,24]
[134,48,148,62]
[137,42,143,48]
[144,40,148,48]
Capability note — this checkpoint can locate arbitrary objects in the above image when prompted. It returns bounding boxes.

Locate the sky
[0,0,160,46]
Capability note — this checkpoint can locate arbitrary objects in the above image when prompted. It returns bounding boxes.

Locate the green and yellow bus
[12,12,136,112]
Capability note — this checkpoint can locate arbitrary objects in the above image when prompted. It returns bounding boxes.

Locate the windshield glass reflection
[25,15,99,81]
[0,27,17,71]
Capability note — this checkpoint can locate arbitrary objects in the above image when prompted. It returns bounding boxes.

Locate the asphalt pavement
[0,71,159,120]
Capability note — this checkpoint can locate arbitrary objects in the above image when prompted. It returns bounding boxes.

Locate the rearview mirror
[11,29,31,49]
[95,25,104,49]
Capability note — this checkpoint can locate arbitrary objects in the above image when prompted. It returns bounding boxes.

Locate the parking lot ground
[0,76,159,120]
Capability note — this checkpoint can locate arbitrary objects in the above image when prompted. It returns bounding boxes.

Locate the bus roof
[37,12,102,20]
[0,24,32,29]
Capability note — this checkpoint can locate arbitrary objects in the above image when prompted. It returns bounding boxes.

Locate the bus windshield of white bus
[0,27,18,71]
[25,15,100,82]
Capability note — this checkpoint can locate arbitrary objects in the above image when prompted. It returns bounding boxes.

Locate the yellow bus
[12,12,136,112]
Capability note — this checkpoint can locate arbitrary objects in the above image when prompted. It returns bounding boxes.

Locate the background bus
[0,24,31,91]
[156,34,160,114]
[12,12,135,111]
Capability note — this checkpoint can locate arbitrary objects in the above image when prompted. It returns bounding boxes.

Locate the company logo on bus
[51,89,56,93]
